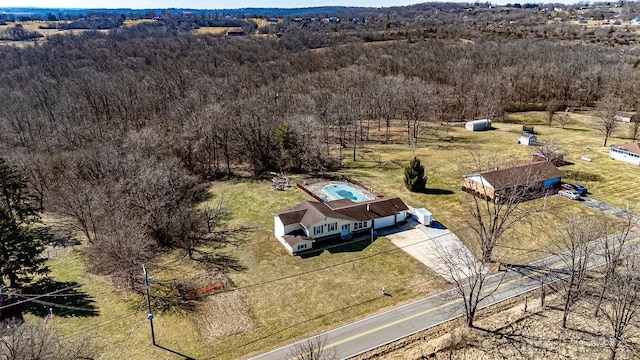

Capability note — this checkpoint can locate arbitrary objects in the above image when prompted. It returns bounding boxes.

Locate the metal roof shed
[465,119,492,131]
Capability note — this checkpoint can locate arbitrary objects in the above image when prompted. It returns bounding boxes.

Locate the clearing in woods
[40,111,640,359]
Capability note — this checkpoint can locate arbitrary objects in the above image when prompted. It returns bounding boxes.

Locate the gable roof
[276,197,408,227]
[278,201,355,227]
[613,142,640,155]
[328,197,409,221]
[282,234,313,247]
[472,162,562,191]
[520,132,536,139]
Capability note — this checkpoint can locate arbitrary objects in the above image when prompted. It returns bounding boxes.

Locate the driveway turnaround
[385,220,483,282]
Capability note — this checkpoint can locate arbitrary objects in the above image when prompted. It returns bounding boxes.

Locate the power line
[0,284,81,311]
[216,199,579,295]
[13,295,99,313]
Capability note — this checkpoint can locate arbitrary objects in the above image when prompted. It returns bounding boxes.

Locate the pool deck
[301,180,379,202]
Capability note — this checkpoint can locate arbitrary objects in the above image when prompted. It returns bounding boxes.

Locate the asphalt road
[248,230,640,360]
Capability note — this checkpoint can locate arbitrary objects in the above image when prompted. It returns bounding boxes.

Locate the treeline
[0,16,639,285]
[0,24,43,41]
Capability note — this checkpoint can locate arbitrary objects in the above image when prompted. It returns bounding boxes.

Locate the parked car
[558,189,581,200]
[561,183,588,196]
[571,184,587,196]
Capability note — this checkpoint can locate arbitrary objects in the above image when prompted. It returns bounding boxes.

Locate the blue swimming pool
[323,183,370,203]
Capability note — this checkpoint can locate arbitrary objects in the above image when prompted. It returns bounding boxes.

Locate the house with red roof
[609,142,640,166]
[274,197,408,254]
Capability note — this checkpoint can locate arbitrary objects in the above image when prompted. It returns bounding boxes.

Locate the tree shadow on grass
[298,237,375,258]
[326,238,374,254]
[422,188,455,195]
[13,278,98,318]
[475,318,572,358]
[563,170,604,183]
[192,252,247,272]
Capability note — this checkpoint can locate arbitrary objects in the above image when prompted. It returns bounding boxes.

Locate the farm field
[193,26,244,35]
[39,111,640,359]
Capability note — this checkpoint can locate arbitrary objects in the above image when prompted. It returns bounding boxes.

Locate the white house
[609,142,640,166]
[465,119,492,131]
[518,132,537,146]
[615,115,632,123]
[274,197,408,254]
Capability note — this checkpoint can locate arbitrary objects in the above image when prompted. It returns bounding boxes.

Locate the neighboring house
[226,30,244,36]
[518,132,537,146]
[463,161,563,202]
[465,119,492,131]
[609,142,640,166]
[615,115,632,122]
[274,197,408,254]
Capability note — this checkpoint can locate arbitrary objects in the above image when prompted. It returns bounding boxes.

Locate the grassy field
[0,21,110,46]
[193,27,244,35]
[249,18,274,28]
[37,111,640,359]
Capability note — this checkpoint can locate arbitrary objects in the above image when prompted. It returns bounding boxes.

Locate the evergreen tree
[0,158,50,288]
[404,157,427,192]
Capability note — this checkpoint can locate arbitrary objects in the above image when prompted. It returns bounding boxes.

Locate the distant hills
[0,6,376,18]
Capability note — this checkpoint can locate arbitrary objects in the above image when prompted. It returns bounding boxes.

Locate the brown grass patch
[193,27,243,35]
[195,290,257,341]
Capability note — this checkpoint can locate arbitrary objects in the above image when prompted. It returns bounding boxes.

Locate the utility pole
[141,264,195,360]
[142,264,156,345]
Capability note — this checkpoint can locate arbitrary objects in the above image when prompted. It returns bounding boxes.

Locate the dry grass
[193,27,243,35]
[338,113,630,264]
[36,110,640,359]
[122,19,156,27]
[195,290,257,341]
[0,21,110,46]
[198,180,448,359]
[249,18,273,28]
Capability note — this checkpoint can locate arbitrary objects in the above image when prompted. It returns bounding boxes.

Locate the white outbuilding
[414,208,433,226]
[518,132,537,146]
[465,119,492,131]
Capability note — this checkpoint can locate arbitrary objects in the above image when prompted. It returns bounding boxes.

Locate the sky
[0,0,428,9]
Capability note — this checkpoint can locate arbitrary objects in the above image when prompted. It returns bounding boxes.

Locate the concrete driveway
[384,218,485,282]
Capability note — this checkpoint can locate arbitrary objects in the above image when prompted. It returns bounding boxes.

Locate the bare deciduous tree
[288,335,337,360]
[599,257,640,360]
[546,99,564,126]
[438,247,504,328]
[629,113,640,141]
[463,154,543,263]
[556,113,574,129]
[0,319,94,360]
[553,216,595,328]
[594,209,635,317]
[594,96,622,147]
[536,138,565,165]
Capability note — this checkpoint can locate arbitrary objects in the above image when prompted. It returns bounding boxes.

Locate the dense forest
[1,2,639,289]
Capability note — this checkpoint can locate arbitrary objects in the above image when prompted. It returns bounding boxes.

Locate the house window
[298,244,307,250]
[363,221,368,227]
[314,225,323,235]
[328,222,337,232]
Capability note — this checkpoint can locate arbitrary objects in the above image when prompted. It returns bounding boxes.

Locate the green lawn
[37,111,640,359]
